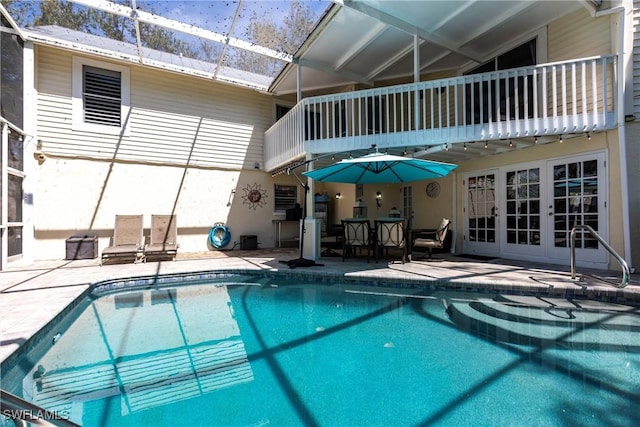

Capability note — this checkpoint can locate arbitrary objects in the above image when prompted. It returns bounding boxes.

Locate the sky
[5,0,332,79]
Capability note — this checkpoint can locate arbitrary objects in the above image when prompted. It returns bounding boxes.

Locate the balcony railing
[265,55,617,171]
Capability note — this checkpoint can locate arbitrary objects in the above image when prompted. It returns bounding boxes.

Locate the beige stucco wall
[33,156,304,258]
[31,45,305,260]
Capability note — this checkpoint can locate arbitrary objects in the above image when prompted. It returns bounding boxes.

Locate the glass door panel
[464,171,499,255]
[547,154,606,264]
[503,166,544,256]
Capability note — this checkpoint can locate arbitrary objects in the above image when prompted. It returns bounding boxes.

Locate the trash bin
[240,235,258,250]
[65,235,98,260]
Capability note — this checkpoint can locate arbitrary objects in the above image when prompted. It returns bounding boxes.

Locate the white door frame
[545,151,609,267]
[462,150,609,268]
[462,170,500,256]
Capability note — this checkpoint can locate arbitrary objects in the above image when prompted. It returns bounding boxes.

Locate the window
[72,57,130,134]
[274,184,297,211]
[465,39,536,124]
[83,66,121,126]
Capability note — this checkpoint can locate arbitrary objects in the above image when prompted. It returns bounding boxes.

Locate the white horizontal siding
[548,7,611,62]
[36,47,272,170]
[634,1,640,117]
[547,7,613,120]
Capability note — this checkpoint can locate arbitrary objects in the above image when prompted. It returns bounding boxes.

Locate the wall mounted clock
[426,182,440,198]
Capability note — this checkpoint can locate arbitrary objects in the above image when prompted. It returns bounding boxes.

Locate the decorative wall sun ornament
[241,183,268,210]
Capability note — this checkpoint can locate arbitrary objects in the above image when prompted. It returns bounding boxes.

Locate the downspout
[592,5,633,271]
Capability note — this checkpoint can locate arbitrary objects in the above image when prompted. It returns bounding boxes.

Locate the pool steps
[446,295,640,348]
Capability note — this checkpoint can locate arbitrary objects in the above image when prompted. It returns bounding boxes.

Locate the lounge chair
[145,214,179,261]
[101,214,145,265]
[375,217,408,264]
[341,218,372,262]
[412,218,451,259]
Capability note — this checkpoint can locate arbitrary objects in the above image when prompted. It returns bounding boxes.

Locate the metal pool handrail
[0,389,80,427]
[570,225,630,288]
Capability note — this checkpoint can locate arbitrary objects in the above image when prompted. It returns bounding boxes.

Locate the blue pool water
[2,274,639,426]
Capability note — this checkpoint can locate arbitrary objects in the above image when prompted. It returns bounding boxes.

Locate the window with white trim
[72,57,130,134]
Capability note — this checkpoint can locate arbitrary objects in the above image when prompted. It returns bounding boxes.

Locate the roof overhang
[270,0,586,96]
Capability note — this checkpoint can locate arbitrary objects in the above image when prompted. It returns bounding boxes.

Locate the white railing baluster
[591,59,598,126]
[264,55,618,170]
[561,64,567,129]
[581,61,587,126]
[602,58,608,117]
[532,68,538,134]
[571,62,577,128]
[552,65,558,131]
[401,91,406,132]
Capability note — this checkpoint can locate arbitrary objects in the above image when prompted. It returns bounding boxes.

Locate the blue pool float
[209,223,231,249]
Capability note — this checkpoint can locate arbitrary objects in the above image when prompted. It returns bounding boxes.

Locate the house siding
[633,1,640,116]
[36,47,271,170]
[32,45,291,259]
[548,7,612,62]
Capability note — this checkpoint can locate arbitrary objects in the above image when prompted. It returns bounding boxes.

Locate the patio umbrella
[302,152,458,184]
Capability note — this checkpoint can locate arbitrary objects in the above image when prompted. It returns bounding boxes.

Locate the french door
[546,153,608,265]
[464,170,499,255]
[463,152,608,266]
[502,164,545,257]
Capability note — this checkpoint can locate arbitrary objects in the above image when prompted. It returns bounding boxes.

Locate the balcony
[265,55,617,171]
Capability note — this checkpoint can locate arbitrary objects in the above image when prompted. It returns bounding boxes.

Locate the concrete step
[446,296,640,349]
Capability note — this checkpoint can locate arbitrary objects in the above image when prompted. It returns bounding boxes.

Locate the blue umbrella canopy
[302,152,458,184]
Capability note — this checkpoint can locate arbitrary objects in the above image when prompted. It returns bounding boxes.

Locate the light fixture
[335,192,341,199]
[534,136,538,144]
[376,191,382,208]
[484,141,488,149]
[586,132,591,141]
[403,147,407,155]
[464,142,467,150]
[445,143,449,151]
[331,154,335,160]
[509,139,513,147]
[559,135,563,143]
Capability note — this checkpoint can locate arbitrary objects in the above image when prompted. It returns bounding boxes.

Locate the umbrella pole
[280,170,324,269]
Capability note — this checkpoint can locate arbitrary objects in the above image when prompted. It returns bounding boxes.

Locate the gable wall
[36,46,272,170]
[548,6,612,61]
[31,45,295,260]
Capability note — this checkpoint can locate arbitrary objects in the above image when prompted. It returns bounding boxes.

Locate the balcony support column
[413,34,420,83]
[302,153,321,260]
[297,62,302,102]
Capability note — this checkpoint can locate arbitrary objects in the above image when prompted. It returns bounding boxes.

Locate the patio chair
[101,214,145,265]
[375,218,408,264]
[341,218,372,262]
[145,214,179,261]
[412,218,451,259]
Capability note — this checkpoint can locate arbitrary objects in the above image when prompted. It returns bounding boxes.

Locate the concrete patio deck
[1,248,638,364]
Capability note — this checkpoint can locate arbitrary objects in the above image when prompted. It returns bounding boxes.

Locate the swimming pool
[2,272,639,426]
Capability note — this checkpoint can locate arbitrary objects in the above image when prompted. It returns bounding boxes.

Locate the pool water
[3,277,639,426]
